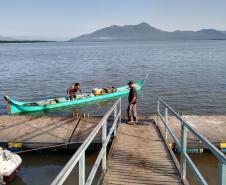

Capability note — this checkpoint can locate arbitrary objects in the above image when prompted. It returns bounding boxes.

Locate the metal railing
[51,98,121,185]
[157,98,226,185]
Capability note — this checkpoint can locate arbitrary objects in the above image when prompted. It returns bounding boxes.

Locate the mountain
[70,23,226,41]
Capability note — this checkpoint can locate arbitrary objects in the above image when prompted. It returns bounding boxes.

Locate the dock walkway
[102,121,183,185]
[0,115,102,149]
[50,98,226,185]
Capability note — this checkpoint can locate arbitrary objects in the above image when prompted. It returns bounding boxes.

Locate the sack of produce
[103,87,117,93]
[92,88,104,96]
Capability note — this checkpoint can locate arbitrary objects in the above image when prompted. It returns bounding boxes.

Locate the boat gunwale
[5,78,146,114]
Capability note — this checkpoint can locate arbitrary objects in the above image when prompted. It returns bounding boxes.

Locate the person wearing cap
[127,81,138,124]
[67,83,83,100]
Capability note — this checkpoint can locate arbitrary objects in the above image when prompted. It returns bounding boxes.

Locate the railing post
[165,107,168,141]
[219,161,226,185]
[157,99,160,125]
[102,120,107,173]
[180,121,187,180]
[79,152,85,185]
[119,98,122,124]
[114,106,117,136]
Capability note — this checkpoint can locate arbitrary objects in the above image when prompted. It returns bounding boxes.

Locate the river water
[0,40,226,185]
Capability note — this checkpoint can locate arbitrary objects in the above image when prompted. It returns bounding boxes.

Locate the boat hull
[4,79,145,114]
[0,147,22,184]
[3,164,21,184]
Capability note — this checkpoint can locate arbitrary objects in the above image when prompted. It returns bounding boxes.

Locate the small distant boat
[4,76,147,114]
[0,147,22,184]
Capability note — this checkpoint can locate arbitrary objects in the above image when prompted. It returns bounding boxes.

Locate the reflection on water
[10,149,220,185]
[178,152,219,185]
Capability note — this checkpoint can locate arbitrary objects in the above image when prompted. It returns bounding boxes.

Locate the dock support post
[79,152,85,185]
[102,120,107,173]
[114,107,117,136]
[165,107,168,142]
[219,162,226,185]
[180,122,187,180]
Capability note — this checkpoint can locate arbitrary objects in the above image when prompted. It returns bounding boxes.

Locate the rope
[14,140,83,154]
[66,117,82,148]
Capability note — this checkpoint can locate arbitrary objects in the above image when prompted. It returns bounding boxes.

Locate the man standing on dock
[127,81,138,124]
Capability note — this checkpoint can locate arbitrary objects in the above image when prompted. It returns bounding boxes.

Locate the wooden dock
[1,114,226,151]
[156,115,226,150]
[102,121,183,185]
[0,115,102,149]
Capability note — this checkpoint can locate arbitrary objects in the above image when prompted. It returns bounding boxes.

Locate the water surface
[1,40,226,115]
[1,40,226,185]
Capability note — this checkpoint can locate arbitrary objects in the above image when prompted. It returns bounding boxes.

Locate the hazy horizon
[1,0,226,41]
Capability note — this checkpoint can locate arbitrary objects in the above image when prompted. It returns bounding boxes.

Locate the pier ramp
[102,123,183,185]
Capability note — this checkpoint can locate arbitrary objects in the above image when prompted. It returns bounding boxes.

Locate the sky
[0,0,226,40]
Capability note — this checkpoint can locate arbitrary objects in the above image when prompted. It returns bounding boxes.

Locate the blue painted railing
[157,98,226,185]
[50,98,121,185]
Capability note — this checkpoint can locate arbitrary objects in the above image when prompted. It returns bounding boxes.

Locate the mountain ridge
[70,23,226,41]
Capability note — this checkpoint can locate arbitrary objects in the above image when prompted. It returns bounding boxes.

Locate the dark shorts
[69,94,76,100]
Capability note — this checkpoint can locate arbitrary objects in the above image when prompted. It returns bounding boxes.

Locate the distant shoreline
[0,40,56,43]
[1,39,226,44]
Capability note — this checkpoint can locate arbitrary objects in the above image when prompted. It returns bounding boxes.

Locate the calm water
[1,40,226,185]
[9,151,100,185]
[1,40,226,115]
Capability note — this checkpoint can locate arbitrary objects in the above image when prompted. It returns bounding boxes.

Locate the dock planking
[0,115,102,149]
[155,115,226,149]
[102,120,183,185]
[1,114,226,150]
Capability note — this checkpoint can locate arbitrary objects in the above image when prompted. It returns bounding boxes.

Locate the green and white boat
[4,77,147,114]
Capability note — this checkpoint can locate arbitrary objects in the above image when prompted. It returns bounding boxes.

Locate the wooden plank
[102,123,183,185]
[0,115,101,149]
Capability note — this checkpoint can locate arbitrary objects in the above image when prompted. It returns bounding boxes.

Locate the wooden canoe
[4,77,146,114]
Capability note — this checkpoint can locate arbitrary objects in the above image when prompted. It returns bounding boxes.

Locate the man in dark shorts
[67,83,83,100]
[127,81,138,124]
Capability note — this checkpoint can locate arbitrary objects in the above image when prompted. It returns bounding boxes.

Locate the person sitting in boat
[67,83,83,100]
